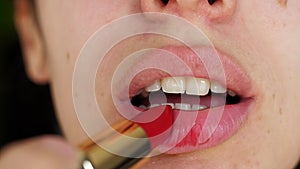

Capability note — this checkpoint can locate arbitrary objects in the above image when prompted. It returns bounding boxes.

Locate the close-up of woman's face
[15,0,300,168]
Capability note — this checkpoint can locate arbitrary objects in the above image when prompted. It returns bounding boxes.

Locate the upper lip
[115,45,255,100]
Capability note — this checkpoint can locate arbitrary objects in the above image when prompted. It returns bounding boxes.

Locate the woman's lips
[112,45,256,154]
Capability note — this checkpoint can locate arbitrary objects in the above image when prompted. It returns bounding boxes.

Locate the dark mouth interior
[131,90,241,110]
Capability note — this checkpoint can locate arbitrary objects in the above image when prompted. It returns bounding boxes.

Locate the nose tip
[157,0,217,6]
[140,0,237,22]
[176,0,200,11]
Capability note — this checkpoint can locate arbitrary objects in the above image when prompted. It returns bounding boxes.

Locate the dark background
[0,0,59,148]
[0,1,299,168]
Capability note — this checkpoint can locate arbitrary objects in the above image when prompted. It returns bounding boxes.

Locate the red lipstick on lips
[114,45,255,154]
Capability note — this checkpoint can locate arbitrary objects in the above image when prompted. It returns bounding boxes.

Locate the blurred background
[0,0,59,148]
[0,1,299,168]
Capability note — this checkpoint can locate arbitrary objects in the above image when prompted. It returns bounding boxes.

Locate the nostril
[208,0,217,5]
[141,0,168,14]
[161,0,216,6]
[161,0,169,5]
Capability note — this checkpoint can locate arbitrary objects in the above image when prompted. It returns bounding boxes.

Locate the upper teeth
[186,77,210,96]
[145,80,161,92]
[162,77,185,94]
[145,76,227,96]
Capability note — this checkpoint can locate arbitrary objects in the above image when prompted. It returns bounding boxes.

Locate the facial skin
[15,0,300,168]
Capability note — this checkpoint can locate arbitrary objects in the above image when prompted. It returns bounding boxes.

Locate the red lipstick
[80,105,173,169]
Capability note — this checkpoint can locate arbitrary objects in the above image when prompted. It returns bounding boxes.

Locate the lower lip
[156,98,253,154]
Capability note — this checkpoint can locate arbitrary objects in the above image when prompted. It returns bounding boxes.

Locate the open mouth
[114,46,255,154]
[131,76,241,111]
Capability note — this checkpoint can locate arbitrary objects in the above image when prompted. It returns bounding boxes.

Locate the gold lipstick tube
[79,119,151,169]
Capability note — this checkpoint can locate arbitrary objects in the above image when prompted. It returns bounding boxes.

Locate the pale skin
[0,0,299,168]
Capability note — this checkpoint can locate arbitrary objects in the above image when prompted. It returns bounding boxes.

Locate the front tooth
[175,103,191,110]
[145,80,161,92]
[186,77,210,96]
[210,81,227,93]
[162,77,185,94]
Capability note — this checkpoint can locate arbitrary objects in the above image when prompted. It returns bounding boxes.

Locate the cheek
[233,1,300,166]
[36,0,141,143]
[237,0,300,97]
[38,0,142,62]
